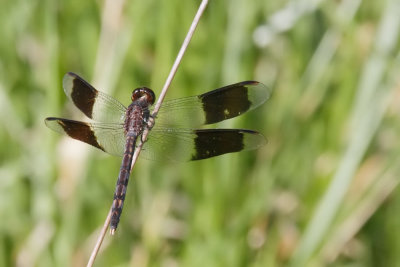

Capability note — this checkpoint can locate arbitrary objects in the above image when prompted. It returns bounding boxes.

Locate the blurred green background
[1,0,400,266]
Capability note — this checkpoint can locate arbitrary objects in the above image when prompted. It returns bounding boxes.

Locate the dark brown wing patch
[45,117,105,151]
[199,82,255,124]
[65,72,98,119]
[191,129,260,160]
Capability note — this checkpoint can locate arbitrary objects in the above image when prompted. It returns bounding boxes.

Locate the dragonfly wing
[63,72,127,123]
[45,117,125,156]
[154,81,270,127]
[141,127,266,162]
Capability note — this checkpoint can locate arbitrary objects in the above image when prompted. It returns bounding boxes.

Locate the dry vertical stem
[87,0,209,266]
[86,209,112,267]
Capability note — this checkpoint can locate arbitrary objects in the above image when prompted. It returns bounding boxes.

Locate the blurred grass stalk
[16,0,60,266]
[291,0,400,265]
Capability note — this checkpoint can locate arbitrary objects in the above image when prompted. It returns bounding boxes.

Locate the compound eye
[131,89,142,101]
[143,88,155,105]
[131,87,156,105]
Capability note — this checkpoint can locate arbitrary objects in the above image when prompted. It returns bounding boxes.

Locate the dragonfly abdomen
[110,134,137,234]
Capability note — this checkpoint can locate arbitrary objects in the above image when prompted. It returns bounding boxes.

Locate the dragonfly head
[131,87,156,105]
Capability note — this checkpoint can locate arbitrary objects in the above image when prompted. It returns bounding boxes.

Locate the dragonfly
[45,72,270,234]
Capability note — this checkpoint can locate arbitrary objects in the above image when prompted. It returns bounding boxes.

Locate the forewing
[63,72,127,123]
[154,81,270,127]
